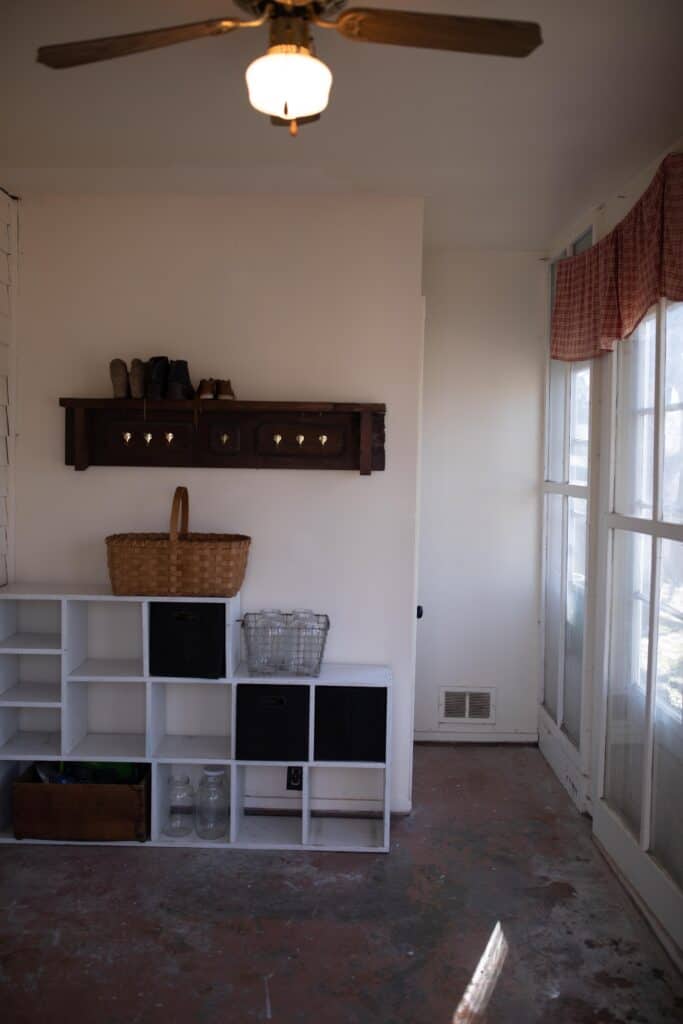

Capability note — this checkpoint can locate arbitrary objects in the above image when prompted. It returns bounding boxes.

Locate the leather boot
[145,357,169,400]
[166,360,194,400]
[129,359,146,399]
[110,359,129,398]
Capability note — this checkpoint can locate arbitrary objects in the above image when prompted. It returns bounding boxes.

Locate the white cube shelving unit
[0,584,392,853]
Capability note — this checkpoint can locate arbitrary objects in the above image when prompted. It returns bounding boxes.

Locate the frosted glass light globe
[246,46,333,120]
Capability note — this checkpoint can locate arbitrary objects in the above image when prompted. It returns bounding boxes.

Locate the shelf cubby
[64,680,146,760]
[232,764,304,847]
[308,765,387,851]
[65,600,144,681]
[0,707,61,758]
[0,599,62,654]
[0,586,391,852]
[0,654,61,707]
[146,596,241,681]
[152,761,231,845]
[150,682,232,761]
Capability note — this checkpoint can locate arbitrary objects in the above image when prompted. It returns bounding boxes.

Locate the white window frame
[538,228,597,812]
[592,298,683,957]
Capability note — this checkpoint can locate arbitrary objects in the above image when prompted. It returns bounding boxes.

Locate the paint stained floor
[1,745,681,1023]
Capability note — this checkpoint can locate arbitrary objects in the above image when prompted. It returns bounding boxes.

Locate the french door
[539,228,595,810]
[540,358,592,806]
[592,300,683,955]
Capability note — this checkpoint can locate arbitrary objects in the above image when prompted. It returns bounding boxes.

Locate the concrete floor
[1,745,681,1024]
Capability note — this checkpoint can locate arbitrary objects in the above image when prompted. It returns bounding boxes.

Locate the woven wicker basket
[106,486,250,597]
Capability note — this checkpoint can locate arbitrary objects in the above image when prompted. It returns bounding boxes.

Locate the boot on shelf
[197,379,216,400]
[145,357,170,400]
[166,360,195,400]
[129,359,146,399]
[109,359,129,399]
[216,379,236,400]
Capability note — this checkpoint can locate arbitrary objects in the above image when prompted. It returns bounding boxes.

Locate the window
[614,312,656,519]
[542,232,593,751]
[603,300,683,888]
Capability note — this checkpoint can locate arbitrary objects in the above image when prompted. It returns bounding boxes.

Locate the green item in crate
[35,762,144,785]
[90,763,140,783]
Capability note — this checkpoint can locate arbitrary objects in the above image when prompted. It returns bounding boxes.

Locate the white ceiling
[2,0,682,250]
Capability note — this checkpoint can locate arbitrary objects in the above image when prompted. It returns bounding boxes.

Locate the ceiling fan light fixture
[245,44,332,120]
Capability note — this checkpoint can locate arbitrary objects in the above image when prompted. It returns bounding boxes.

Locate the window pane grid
[614,313,656,519]
[604,529,651,837]
[563,497,588,743]
[605,301,683,866]
[542,233,593,747]
[663,302,683,524]
[546,358,567,483]
[543,494,563,718]
[651,538,683,886]
[569,364,591,486]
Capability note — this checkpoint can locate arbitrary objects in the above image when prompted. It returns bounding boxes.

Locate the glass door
[539,228,595,810]
[592,300,683,954]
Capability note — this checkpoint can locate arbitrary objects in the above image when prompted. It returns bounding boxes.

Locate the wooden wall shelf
[59,399,386,475]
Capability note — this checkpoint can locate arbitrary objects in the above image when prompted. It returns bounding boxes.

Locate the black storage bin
[314,686,387,762]
[236,684,309,761]
[149,602,226,679]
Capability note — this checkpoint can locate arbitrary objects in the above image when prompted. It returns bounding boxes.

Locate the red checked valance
[551,153,683,361]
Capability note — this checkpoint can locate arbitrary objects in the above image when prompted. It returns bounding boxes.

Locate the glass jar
[196,766,229,840]
[252,611,287,674]
[288,609,319,675]
[163,772,195,838]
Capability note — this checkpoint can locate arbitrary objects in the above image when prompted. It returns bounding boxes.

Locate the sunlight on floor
[453,922,509,1023]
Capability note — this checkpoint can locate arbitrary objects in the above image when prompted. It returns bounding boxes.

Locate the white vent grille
[439,688,495,726]
[468,692,491,719]
[443,691,467,718]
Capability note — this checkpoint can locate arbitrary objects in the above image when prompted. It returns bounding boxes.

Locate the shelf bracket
[73,407,90,471]
[359,410,373,476]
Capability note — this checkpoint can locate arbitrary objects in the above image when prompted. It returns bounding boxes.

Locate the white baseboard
[537,711,590,814]
[414,731,538,744]
[593,835,682,972]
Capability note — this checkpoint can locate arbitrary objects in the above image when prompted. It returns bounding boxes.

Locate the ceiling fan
[37,2,542,136]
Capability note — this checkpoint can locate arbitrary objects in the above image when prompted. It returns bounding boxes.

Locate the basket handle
[169,486,189,542]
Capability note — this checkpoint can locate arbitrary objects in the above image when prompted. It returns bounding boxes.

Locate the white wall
[14,193,424,812]
[549,136,683,253]
[415,250,546,741]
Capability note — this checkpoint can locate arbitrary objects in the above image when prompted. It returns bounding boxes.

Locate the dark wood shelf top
[59,397,386,475]
[59,398,386,414]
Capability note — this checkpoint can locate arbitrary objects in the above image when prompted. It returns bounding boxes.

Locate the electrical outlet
[286,766,303,791]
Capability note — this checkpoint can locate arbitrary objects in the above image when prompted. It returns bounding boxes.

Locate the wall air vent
[468,692,492,719]
[443,691,467,719]
[439,687,495,727]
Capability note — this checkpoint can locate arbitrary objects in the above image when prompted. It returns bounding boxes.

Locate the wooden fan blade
[331,8,542,58]
[37,17,245,68]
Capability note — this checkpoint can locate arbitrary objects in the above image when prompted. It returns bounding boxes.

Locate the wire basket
[242,611,330,677]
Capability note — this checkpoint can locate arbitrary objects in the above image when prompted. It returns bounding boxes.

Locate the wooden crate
[12,766,150,842]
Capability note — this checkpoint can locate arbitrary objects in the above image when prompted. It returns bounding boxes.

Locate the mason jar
[163,772,195,838]
[195,766,229,840]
